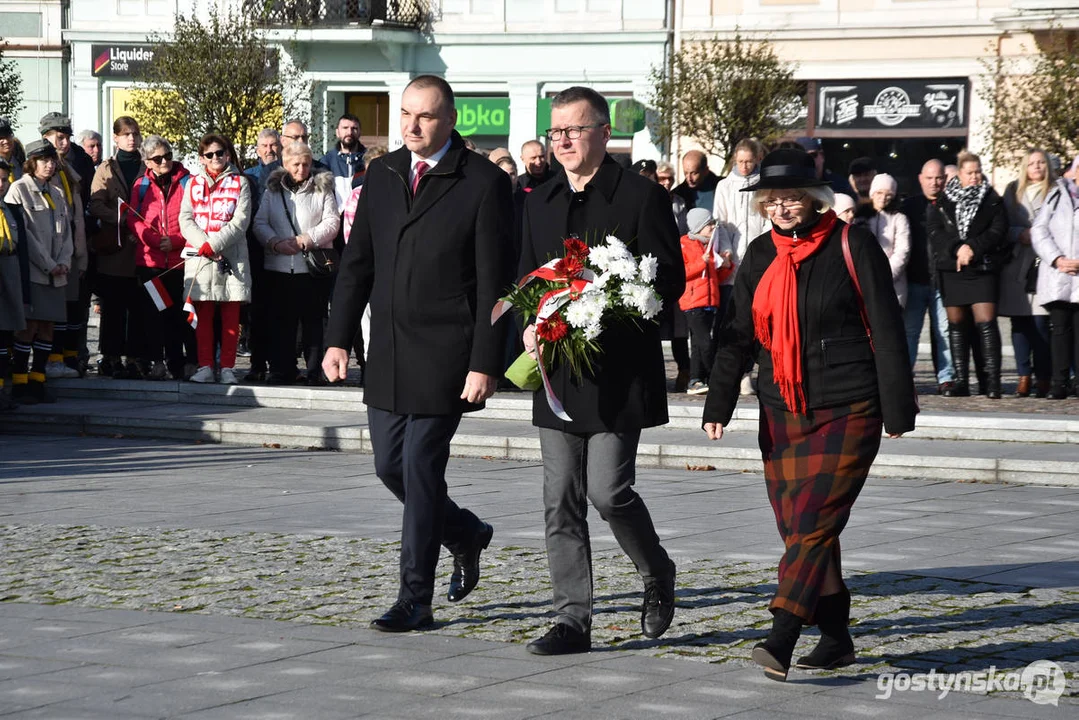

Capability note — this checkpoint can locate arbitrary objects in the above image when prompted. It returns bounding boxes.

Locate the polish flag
[183,297,198,330]
[143,276,172,312]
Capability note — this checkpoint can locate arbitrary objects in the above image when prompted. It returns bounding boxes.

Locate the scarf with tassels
[752,210,839,414]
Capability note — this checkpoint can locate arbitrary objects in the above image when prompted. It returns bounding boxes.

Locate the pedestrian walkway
[5,378,1078,485]
[0,436,1076,718]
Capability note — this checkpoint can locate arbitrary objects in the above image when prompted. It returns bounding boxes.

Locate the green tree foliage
[0,40,26,124]
[979,28,1079,166]
[128,4,306,162]
[648,31,802,164]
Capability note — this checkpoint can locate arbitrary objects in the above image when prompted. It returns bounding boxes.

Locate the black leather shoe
[526,623,590,656]
[447,522,493,602]
[641,562,676,639]
[369,600,433,633]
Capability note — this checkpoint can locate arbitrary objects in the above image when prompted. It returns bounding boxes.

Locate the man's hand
[956,243,974,271]
[322,347,349,383]
[460,371,497,404]
[523,324,538,359]
[704,422,724,441]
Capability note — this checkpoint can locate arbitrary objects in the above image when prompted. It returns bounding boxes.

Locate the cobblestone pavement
[0,436,1076,717]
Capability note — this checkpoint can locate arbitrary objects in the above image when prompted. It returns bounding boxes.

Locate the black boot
[943,323,970,397]
[977,321,1002,399]
[796,590,855,670]
[751,609,802,682]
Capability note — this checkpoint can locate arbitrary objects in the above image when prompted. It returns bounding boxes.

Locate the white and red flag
[143,276,173,312]
[183,297,198,330]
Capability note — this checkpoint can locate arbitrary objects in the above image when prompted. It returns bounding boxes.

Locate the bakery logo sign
[818,80,967,130]
[91,44,156,78]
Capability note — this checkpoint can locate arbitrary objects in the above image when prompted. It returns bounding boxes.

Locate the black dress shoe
[370,600,433,633]
[641,562,676,639]
[447,522,493,602]
[526,623,590,655]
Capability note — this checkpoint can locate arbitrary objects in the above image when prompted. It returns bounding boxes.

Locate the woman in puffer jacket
[253,142,339,385]
[1031,173,1079,398]
[127,135,193,380]
[179,133,252,385]
[861,173,911,308]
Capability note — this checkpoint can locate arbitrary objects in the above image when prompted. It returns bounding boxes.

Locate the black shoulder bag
[279,189,339,278]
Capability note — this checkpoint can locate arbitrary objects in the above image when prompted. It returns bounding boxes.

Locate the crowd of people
[1,107,1078,409]
[639,139,1079,402]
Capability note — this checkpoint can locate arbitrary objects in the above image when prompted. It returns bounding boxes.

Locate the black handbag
[279,189,339,278]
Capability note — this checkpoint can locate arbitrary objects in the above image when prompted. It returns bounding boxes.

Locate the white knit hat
[833,193,856,216]
[869,173,897,196]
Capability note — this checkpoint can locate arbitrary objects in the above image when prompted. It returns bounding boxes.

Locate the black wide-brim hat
[740,148,831,192]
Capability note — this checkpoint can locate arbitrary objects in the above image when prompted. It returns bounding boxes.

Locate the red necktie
[411,161,429,195]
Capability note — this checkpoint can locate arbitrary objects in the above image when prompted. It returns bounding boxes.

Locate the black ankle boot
[796,590,855,670]
[976,321,1002,399]
[944,323,970,397]
[752,609,802,682]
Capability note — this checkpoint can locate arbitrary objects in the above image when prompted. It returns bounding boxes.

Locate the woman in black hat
[701,148,917,681]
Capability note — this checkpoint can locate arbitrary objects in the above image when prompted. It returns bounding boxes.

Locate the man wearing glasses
[323,75,513,633]
[517,87,683,655]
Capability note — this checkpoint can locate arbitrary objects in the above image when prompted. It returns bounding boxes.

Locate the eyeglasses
[283,133,309,143]
[761,194,807,212]
[202,149,227,160]
[148,153,173,164]
[544,124,604,142]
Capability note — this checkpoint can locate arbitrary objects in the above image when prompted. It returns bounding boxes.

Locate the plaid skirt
[759,398,882,623]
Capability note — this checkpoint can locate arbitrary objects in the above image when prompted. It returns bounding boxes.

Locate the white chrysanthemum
[588,244,612,273]
[591,272,611,289]
[604,236,632,262]
[584,322,602,341]
[620,283,663,319]
[564,289,607,330]
[609,256,639,281]
[638,254,658,283]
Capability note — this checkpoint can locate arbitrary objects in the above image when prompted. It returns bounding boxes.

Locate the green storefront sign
[536,97,647,138]
[456,97,511,137]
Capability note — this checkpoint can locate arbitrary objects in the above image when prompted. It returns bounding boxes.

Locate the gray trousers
[538,428,672,633]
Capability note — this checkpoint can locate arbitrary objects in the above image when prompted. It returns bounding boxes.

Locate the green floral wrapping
[505,351,542,391]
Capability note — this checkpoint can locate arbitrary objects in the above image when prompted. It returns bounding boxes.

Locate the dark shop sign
[91,44,156,78]
[816,79,969,131]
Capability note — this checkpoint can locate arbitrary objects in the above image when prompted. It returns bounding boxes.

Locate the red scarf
[752,210,838,414]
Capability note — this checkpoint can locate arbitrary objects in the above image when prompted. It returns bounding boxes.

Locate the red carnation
[537,313,569,342]
[554,255,584,279]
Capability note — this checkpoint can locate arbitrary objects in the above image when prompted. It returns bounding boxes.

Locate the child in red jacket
[680,208,732,394]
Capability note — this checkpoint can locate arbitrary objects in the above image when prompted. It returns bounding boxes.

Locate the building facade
[0,0,66,141]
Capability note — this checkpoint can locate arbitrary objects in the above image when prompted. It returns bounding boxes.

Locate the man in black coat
[323,75,513,632]
[518,87,683,655]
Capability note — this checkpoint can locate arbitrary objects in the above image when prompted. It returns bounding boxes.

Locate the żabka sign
[91,44,156,78]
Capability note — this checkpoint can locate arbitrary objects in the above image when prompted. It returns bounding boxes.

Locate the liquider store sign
[92,45,156,78]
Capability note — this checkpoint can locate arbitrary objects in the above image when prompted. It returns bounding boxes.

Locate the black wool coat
[518,155,685,433]
[325,131,514,416]
[703,220,918,436]
[927,187,1009,273]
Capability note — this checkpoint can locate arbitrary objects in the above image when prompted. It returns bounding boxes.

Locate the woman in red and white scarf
[179,134,252,384]
[702,148,917,682]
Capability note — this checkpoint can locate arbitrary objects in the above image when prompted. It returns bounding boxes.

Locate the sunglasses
[202,149,227,160]
[148,153,173,164]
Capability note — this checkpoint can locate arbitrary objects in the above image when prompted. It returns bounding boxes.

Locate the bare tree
[979,27,1079,166]
[127,4,308,162]
[649,31,802,165]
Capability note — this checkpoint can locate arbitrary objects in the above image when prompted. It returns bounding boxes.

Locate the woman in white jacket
[253,142,339,385]
[863,173,911,308]
[1031,175,1079,398]
[712,139,769,395]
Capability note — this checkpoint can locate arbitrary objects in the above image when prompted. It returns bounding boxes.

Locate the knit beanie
[869,173,897,196]
[686,207,713,236]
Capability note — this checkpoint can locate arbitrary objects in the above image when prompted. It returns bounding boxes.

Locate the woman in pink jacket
[127,135,193,380]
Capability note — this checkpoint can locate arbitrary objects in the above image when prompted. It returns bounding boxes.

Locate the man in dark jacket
[673,149,719,210]
[319,113,366,180]
[518,87,683,656]
[323,76,513,633]
[241,128,283,381]
[901,159,955,393]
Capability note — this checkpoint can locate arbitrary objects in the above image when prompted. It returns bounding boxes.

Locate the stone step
[47,377,1079,445]
[4,397,1077,487]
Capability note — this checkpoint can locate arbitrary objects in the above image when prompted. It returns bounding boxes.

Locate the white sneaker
[687,380,710,395]
[739,375,756,396]
[190,365,215,383]
[219,367,238,385]
[45,361,79,379]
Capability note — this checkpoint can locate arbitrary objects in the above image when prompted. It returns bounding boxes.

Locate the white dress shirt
[410,138,452,187]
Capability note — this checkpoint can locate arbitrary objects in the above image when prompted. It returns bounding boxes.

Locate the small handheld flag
[143,276,172,312]
[183,297,198,330]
